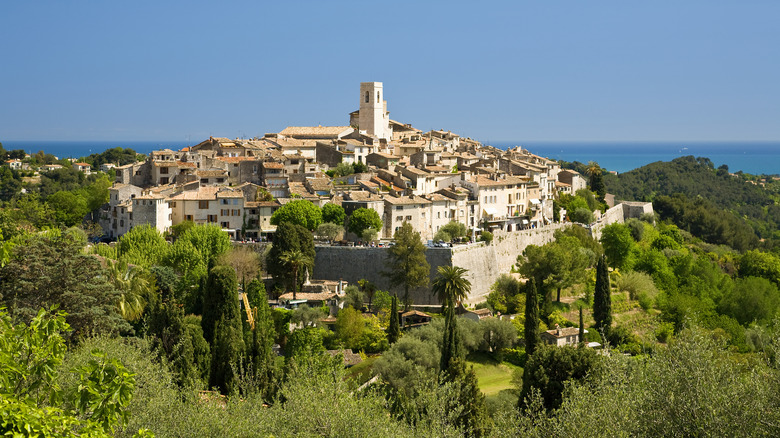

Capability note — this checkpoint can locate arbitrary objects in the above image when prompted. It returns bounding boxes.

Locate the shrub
[655,322,674,343]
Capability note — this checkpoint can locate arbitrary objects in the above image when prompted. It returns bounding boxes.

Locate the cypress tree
[578,304,585,346]
[524,278,541,356]
[388,293,400,344]
[209,314,245,394]
[440,295,462,377]
[201,265,245,394]
[249,286,277,400]
[593,255,612,339]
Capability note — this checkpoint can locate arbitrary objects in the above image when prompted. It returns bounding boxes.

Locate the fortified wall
[313,224,568,305]
[310,201,653,305]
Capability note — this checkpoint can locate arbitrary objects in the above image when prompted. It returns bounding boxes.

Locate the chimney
[555,324,561,335]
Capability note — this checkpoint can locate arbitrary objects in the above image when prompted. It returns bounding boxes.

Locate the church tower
[358,82,390,140]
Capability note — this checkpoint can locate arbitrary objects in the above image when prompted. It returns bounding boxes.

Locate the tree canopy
[270,200,322,231]
[348,207,383,238]
[383,222,430,308]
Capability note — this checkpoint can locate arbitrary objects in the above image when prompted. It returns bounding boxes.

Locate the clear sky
[2,1,779,142]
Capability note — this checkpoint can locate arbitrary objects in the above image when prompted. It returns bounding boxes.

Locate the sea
[2,140,779,176]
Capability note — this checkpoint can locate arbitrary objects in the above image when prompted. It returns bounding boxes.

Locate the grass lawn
[466,352,521,396]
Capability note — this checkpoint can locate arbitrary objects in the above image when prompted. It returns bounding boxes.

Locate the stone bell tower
[358,82,390,140]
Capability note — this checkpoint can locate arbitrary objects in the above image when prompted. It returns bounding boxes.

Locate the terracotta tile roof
[279,126,351,136]
[384,195,432,205]
[262,162,284,169]
[543,327,582,338]
[278,291,337,301]
[401,310,431,318]
[470,175,529,187]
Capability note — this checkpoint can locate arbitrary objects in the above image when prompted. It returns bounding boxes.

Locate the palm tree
[584,161,602,177]
[280,249,312,300]
[431,265,472,307]
[107,260,153,321]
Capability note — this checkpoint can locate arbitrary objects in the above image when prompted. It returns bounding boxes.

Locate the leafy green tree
[47,190,90,226]
[479,317,517,354]
[267,222,315,292]
[0,308,144,437]
[334,306,364,350]
[384,222,430,308]
[118,224,169,268]
[600,223,636,270]
[436,221,468,242]
[486,274,522,314]
[169,220,195,241]
[586,161,606,202]
[284,327,326,361]
[524,278,541,355]
[270,199,322,231]
[348,207,383,238]
[362,227,379,243]
[593,255,612,338]
[333,162,354,177]
[719,276,780,325]
[520,344,598,410]
[342,285,364,310]
[177,223,231,270]
[738,250,780,286]
[217,245,260,289]
[0,233,130,339]
[315,222,344,241]
[388,293,400,344]
[321,203,346,225]
[570,207,593,224]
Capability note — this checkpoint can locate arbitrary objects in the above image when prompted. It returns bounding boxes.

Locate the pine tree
[593,255,612,339]
[524,278,541,356]
[383,222,430,310]
[388,293,400,344]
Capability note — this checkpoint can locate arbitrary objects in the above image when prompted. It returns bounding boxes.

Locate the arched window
[365,91,370,103]
[376,91,380,103]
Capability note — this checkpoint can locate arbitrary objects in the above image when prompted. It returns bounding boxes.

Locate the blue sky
[1,1,779,142]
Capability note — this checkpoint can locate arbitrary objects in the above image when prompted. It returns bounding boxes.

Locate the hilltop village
[100,82,588,243]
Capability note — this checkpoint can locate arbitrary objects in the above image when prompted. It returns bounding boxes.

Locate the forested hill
[604,155,780,250]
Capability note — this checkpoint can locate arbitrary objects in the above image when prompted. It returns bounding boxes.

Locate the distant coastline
[3,139,779,176]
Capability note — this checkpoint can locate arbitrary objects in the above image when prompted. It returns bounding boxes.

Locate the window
[232,209,240,216]
[129,213,133,220]
[160,177,169,184]
[376,91,380,103]
[405,215,412,221]
[119,220,124,227]
[421,212,425,218]
[253,165,258,174]
[221,209,229,216]
[199,200,209,209]
[365,91,370,103]
[220,199,229,205]
[185,215,193,221]
[220,222,229,228]
[233,199,239,205]
[160,167,168,174]
[437,212,440,219]
[207,215,217,223]
[396,206,403,210]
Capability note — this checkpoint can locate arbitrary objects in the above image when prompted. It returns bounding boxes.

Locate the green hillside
[604,156,780,249]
